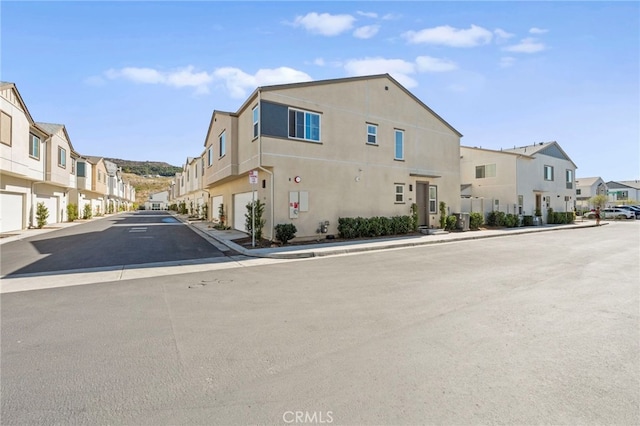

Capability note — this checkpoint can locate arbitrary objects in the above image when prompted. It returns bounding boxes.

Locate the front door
[416,182,430,227]
[535,193,542,215]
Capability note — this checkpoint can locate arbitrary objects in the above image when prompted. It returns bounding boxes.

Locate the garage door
[233,192,254,232]
[36,195,58,224]
[0,192,24,233]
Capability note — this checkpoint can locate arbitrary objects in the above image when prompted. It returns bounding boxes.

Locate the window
[429,186,437,213]
[201,158,205,176]
[207,146,213,166]
[252,105,259,138]
[544,165,554,181]
[395,184,405,203]
[58,146,66,168]
[71,158,76,175]
[576,189,582,195]
[475,164,496,179]
[288,108,320,142]
[394,129,404,160]
[219,131,226,157]
[29,134,40,159]
[367,124,377,145]
[98,170,102,182]
[566,169,573,189]
[1,112,12,146]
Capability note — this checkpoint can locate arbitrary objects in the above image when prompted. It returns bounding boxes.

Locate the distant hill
[104,158,181,177]
[121,173,173,206]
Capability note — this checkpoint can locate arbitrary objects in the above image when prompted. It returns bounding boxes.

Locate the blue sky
[3,1,638,181]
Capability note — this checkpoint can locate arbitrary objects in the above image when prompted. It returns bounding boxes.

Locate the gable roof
[503,141,577,168]
[1,81,37,125]
[241,73,463,138]
[36,122,77,152]
[616,180,640,190]
[607,180,640,190]
[575,177,605,187]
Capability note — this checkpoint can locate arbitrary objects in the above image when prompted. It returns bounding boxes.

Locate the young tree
[245,199,266,240]
[36,202,49,229]
[590,194,607,209]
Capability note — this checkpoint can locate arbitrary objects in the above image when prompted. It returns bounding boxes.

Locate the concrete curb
[179,215,600,260]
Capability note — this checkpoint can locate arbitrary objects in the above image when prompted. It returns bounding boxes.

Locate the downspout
[30,135,51,228]
[255,95,275,240]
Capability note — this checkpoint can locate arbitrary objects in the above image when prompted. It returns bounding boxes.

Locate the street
[0,211,227,277]
[1,222,639,425]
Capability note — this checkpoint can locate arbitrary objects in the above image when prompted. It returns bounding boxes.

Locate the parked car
[615,205,640,219]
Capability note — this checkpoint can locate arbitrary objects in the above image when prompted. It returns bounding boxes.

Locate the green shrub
[487,210,506,227]
[504,213,519,228]
[338,215,413,239]
[469,212,484,230]
[36,202,49,228]
[275,223,297,244]
[522,215,534,226]
[439,201,447,229]
[245,199,266,240]
[67,203,79,222]
[410,203,419,231]
[445,215,457,231]
[83,203,92,220]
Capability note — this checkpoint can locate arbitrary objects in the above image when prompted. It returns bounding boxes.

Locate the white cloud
[494,28,515,41]
[344,57,417,88]
[104,66,213,93]
[292,12,355,36]
[357,11,377,18]
[415,56,458,72]
[103,65,311,98]
[213,66,312,98]
[503,37,546,53]
[353,25,380,39]
[403,24,493,47]
[499,56,516,68]
[313,58,326,66]
[529,27,549,34]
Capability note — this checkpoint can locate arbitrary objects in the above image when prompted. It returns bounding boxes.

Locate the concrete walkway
[183,215,600,259]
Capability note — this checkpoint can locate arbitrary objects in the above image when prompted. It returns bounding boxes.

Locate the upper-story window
[394,129,404,160]
[252,105,259,138]
[544,165,554,181]
[201,158,205,176]
[58,146,66,168]
[566,169,573,189]
[29,134,40,159]
[367,124,378,145]
[207,146,213,166]
[71,158,76,175]
[219,131,226,158]
[288,108,320,142]
[0,111,11,146]
[476,164,496,179]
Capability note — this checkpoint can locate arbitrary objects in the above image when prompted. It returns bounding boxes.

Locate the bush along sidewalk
[337,215,414,239]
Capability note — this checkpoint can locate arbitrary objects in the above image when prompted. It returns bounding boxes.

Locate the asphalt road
[0,211,226,276]
[1,222,638,425]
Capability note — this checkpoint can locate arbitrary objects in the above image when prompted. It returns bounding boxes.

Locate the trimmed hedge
[338,215,413,239]
[469,212,484,230]
[547,209,575,224]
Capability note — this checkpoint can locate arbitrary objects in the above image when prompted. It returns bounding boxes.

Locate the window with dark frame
[288,108,320,142]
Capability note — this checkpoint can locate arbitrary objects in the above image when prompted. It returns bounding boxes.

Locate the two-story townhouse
[70,156,109,217]
[105,159,129,212]
[607,180,640,205]
[0,82,50,232]
[145,190,169,210]
[202,74,462,240]
[180,154,208,216]
[575,177,607,210]
[34,122,78,224]
[460,141,578,222]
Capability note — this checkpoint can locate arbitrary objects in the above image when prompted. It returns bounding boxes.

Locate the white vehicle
[586,208,635,220]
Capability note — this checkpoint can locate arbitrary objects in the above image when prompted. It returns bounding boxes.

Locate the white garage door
[36,195,58,224]
[0,192,24,233]
[211,196,223,222]
[233,192,254,232]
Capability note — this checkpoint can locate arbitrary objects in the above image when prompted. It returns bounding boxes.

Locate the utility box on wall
[289,191,309,219]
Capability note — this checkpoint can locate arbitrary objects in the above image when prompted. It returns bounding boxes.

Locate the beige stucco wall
[204,76,461,240]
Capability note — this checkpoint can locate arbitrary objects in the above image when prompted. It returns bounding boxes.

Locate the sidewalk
[183,216,599,259]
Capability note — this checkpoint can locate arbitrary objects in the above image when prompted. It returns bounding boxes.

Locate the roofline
[237,73,463,137]
[1,82,38,126]
[460,145,535,159]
